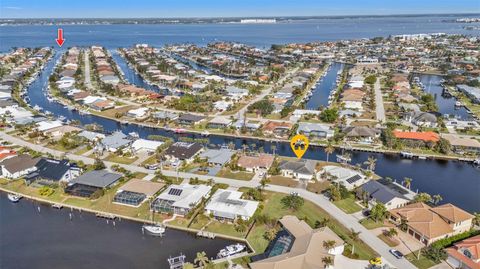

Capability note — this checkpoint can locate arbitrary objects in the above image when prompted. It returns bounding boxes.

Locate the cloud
[3,6,22,10]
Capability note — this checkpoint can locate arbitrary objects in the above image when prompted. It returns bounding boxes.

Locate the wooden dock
[197,230,216,239]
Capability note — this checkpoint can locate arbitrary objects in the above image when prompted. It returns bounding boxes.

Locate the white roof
[131,139,164,151]
[205,189,259,219]
[37,120,63,132]
[320,165,367,190]
[83,96,105,104]
[128,107,149,117]
[157,184,211,209]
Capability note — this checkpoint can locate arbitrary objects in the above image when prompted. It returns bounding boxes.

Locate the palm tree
[473,212,480,227]
[404,177,412,190]
[433,194,443,205]
[321,256,334,268]
[322,240,336,251]
[364,156,377,172]
[271,144,277,155]
[315,217,330,228]
[386,227,398,238]
[194,251,209,268]
[324,142,334,163]
[349,228,361,254]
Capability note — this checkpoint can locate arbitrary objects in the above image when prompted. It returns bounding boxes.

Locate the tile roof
[446,235,480,269]
[393,131,440,142]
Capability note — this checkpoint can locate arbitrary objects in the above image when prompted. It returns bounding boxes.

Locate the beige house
[389,203,474,245]
[249,215,344,269]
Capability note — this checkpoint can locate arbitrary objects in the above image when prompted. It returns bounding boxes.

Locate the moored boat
[217,243,246,258]
[7,194,22,203]
[142,224,165,236]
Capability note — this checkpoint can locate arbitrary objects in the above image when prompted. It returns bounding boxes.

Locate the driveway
[374,78,386,122]
[372,227,424,254]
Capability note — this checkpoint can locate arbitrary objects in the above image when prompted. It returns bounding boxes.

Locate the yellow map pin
[290,134,309,159]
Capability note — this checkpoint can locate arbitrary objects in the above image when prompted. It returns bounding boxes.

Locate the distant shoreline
[1,13,479,25]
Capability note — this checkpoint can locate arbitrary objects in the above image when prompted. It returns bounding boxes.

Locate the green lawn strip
[405,253,440,269]
[359,218,386,230]
[216,168,254,181]
[333,196,362,214]
[104,154,139,165]
[377,234,399,247]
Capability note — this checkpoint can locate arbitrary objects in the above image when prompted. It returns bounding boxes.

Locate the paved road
[374,78,386,122]
[0,130,416,269]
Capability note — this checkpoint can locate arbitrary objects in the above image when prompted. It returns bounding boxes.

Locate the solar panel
[346,174,362,184]
[168,188,183,196]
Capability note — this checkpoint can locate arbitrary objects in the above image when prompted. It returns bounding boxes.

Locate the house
[250,215,345,269]
[114,179,165,207]
[393,131,440,146]
[36,120,63,132]
[297,122,334,139]
[0,154,40,179]
[66,170,123,197]
[321,165,368,191]
[237,154,275,172]
[214,100,233,111]
[151,184,211,216]
[390,203,474,245]
[176,114,205,126]
[358,180,410,210]
[404,111,438,128]
[24,159,81,185]
[205,189,259,221]
[343,126,380,143]
[131,139,164,153]
[446,235,480,269]
[0,147,17,162]
[278,159,317,182]
[127,107,149,120]
[43,125,82,139]
[262,121,293,137]
[442,134,480,154]
[225,86,249,100]
[208,117,233,129]
[101,131,132,152]
[199,148,235,166]
[457,85,480,104]
[164,142,203,164]
[152,111,179,121]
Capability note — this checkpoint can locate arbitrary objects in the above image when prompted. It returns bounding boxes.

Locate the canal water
[419,74,471,119]
[305,62,344,110]
[0,192,235,269]
[25,52,480,213]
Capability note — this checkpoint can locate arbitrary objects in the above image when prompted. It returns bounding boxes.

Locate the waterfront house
[389,203,474,245]
[43,125,82,140]
[357,180,409,210]
[393,131,440,146]
[66,170,122,197]
[213,100,233,111]
[234,120,261,132]
[237,153,274,172]
[262,121,293,138]
[90,99,114,111]
[127,107,149,120]
[225,86,249,101]
[441,134,480,154]
[131,139,164,154]
[0,154,40,179]
[164,142,203,164]
[204,189,259,221]
[101,131,132,152]
[36,120,63,132]
[278,159,317,182]
[297,122,334,139]
[404,111,438,128]
[78,130,106,142]
[114,179,165,207]
[0,147,16,162]
[446,235,480,269]
[199,148,235,166]
[342,126,380,144]
[207,116,232,129]
[24,158,81,185]
[176,114,205,126]
[457,84,480,104]
[151,184,211,216]
[321,165,368,191]
[152,111,179,121]
[249,215,345,269]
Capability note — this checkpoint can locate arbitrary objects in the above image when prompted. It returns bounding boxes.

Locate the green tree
[264,228,278,241]
[322,240,336,250]
[386,227,398,238]
[404,177,413,190]
[370,203,388,223]
[414,192,432,203]
[194,251,209,268]
[321,256,334,268]
[364,156,377,172]
[281,194,304,211]
[364,75,377,85]
[182,263,194,269]
[436,138,451,154]
[432,194,443,205]
[324,142,335,163]
[319,108,338,123]
[93,158,106,170]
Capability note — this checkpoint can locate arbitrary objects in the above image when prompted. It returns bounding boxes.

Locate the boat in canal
[142,224,166,236]
[217,243,246,258]
[7,193,22,203]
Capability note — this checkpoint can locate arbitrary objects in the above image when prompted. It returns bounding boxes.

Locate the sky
[1,0,479,18]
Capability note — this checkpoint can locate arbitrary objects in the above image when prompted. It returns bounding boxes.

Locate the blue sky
[1,0,479,18]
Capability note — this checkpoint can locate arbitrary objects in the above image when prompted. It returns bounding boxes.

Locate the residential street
[374,77,386,122]
[0,130,416,269]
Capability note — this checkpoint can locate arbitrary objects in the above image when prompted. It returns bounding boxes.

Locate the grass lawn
[378,234,399,247]
[94,105,136,119]
[141,155,158,166]
[205,221,245,238]
[405,253,440,269]
[268,175,299,187]
[246,224,269,253]
[306,180,330,194]
[104,154,138,165]
[74,146,92,155]
[333,196,362,214]
[132,172,148,179]
[360,218,386,230]
[216,168,254,181]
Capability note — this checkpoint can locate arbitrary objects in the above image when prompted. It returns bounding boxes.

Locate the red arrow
[56,28,65,47]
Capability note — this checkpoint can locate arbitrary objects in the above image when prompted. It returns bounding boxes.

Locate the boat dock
[197,230,216,239]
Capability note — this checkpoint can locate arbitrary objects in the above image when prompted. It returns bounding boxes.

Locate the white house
[131,139,164,153]
[205,189,259,221]
[127,107,149,120]
[0,154,40,179]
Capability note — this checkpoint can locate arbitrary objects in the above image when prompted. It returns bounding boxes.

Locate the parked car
[389,249,404,259]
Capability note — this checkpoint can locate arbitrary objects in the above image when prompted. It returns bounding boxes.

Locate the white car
[389,249,404,259]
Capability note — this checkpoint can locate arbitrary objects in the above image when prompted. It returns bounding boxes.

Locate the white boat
[128,132,140,138]
[217,243,246,258]
[33,105,42,111]
[201,131,210,136]
[336,154,351,163]
[7,194,22,203]
[142,224,165,236]
[400,151,414,159]
[52,204,63,209]
[474,159,480,166]
[455,101,462,107]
